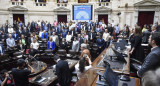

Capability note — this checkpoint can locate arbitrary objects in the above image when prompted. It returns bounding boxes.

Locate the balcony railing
[35,2,47,6]
[11,1,24,6]
[57,3,68,7]
[97,2,110,7]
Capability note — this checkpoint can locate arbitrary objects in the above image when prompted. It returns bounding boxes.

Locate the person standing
[11,59,35,86]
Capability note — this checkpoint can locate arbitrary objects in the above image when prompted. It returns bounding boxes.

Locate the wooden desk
[29,59,78,86]
[92,47,130,74]
[76,47,140,86]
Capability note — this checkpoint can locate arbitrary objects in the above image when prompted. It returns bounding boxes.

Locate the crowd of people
[0,19,160,86]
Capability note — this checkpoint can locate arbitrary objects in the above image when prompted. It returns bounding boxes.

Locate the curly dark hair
[151,32,160,47]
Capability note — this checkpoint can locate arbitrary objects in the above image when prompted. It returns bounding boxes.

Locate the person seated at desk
[41,30,48,40]
[0,44,4,55]
[17,40,25,53]
[31,39,39,50]
[54,55,71,86]
[0,69,14,86]
[47,37,56,51]
[6,34,15,50]
[75,55,92,79]
[29,45,38,57]
[11,59,35,86]
[80,43,92,61]
[137,32,160,77]
[142,67,160,86]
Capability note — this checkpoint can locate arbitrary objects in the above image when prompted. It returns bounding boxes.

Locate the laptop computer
[112,48,127,63]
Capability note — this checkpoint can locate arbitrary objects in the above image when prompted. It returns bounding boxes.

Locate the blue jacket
[62,32,67,38]
[12,34,19,41]
[96,38,105,47]
[47,41,56,50]
[41,33,48,40]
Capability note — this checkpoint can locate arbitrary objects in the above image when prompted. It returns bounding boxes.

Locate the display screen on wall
[73,5,92,20]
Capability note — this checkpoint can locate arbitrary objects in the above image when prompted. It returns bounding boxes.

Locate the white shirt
[39,31,43,37]
[8,28,14,34]
[66,35,72,42]
[0,46,2,54]
[72,41,79,52]
[75,63,92,79]
[31,42,39,50]
[103,32,110,42]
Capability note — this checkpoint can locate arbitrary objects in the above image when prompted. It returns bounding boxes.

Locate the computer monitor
[113,42,126,50]
[112,48,127,63]
[103,62,118,86]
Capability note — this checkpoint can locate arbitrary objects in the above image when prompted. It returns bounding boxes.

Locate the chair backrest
[68,49,76,56]
[0,54,9,61]
[57,49,66,55]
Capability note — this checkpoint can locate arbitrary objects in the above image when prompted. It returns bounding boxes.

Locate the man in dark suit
[70,28,76,37]
[31,21,35,32]
[0,25,8,33]
[0,31,7,42]
[138,32,160,77]
[47,22,52,30]
[107,24,114,36]
[88,29,96,42]
[55,55,71,86]
[12,31,19,41]
[17,27,23,37]
[77,34,84,45]
[22,27,29,37]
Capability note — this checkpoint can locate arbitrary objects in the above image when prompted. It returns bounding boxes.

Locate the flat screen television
[73,5,92,20]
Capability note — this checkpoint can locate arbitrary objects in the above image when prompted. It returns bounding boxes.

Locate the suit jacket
[47,41,55,50]
[0,27,8,33]
[6,38,15,48]
[17,44,25,51]
[96,38,105,47]
[56,60,71,86]
[138,47,160,77]
[60,42,67,50]
[88,32,96,40]
[22,30,29,37]
[12,34,19,41]
[41,33,48,40]
[69,30,76,37]
[0,34,7,41]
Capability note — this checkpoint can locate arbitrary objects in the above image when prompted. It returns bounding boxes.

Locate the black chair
[0,54,9,63]
[57,49,66,55]
[67,49,78,59]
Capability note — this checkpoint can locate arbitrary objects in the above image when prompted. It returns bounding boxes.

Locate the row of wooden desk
[75,48,141,86]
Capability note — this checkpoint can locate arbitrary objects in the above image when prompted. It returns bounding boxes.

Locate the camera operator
[0,69,14,86]
[11,59,35,86]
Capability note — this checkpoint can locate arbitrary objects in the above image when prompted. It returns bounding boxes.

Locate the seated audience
[29,45,38,57]
[54,55,71,86]
[6,34,15,50]
[75,55,92,79]
[11,59,35,86]
[138,32,160,77]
